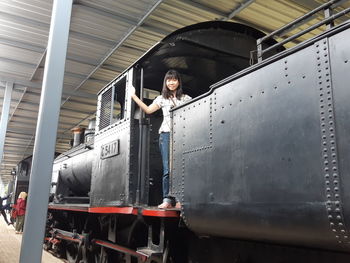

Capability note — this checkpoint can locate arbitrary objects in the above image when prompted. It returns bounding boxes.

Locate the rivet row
[316,40,348,244]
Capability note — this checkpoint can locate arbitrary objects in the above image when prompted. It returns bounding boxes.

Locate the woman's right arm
[130,87,160,114]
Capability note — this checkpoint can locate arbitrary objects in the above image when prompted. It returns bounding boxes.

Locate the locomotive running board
[48,204,180,217]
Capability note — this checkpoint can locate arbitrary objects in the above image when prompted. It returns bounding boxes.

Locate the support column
[0,82,13,165]
[19,0,73,262]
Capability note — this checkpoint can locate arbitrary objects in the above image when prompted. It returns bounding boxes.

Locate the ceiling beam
[223,0,256,21]
[3,149,33,155]
[60,0,165,107]
[6,115,80,128]
[74,2,138,26]
[8,87,27,124]
[6,128,72,139]
[30,49,47,81]
[0,37,114,68]
[0,82,13,166]
[0,37,44,53]
[0,75,96,99]
[179,0,227,18]
[0,56,37,68]
[0,161,19,166]
[0,57,107,81]
[9,101,95,115]
[0,11,116,46]
[10,103,95,119]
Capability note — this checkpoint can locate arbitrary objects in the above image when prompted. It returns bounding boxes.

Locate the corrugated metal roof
[0,0,349,186]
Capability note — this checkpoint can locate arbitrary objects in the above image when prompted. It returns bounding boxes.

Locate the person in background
[15,192,27,234]
[130,69,191,208]
[0,193,12,225]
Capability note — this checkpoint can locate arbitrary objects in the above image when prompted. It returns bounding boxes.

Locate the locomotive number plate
[100,139,119,159]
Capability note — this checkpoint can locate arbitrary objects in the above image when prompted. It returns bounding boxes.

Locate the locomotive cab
[91,70,136,207]
[91,68,168,207]
[90,21,282,208]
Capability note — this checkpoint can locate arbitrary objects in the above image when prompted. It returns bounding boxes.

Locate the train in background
[11,1,350,262]
[6,156,31,215]
[8,154,58,223]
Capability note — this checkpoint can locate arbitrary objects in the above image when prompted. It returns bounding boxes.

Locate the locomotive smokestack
[84,118,96,143]
[71,127,85,147]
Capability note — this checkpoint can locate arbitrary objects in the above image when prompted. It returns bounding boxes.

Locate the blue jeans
[159,132,170,199]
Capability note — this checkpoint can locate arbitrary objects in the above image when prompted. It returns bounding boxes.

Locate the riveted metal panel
[328,28,350,244]
[91,119,138,207]
[173,26,350,251]
[91,69,138,207]
[171,99,212,202]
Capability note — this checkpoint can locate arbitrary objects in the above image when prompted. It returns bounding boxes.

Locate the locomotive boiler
[38,3,350,263]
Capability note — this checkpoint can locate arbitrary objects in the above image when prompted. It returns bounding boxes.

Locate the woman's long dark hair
[161,69,183,99]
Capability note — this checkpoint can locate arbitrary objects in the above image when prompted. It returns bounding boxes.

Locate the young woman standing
[130,69,191,208]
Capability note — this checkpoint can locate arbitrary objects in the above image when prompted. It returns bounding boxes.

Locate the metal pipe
[110,83,115,125]
[259,0,340,42]
[60,196,90,201]
[71,127,84,147]
[224,0,255,21]
[0,82,13,165]
[324,7,334,30]
[257,0,342,61]
[136,68,145,205]
[60,0,165,107]
[261,6,350,56]
[93,239,148,262]
[19,1,73,262]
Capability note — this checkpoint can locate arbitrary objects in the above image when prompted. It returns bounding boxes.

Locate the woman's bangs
[165,72,178,81]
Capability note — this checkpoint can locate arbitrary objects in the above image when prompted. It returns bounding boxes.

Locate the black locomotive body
[39,8,350,263]
[50,21,272,209]
[172,21,350,252]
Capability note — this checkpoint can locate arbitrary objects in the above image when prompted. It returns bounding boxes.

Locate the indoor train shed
[1,1,350,262]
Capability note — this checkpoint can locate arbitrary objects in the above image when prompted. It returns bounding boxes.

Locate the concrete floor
[0,214,64,263]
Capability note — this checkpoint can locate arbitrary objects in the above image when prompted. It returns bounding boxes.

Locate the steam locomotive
[13,5,350,263]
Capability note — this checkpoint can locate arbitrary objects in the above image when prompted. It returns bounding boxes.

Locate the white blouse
[152,94,192,133]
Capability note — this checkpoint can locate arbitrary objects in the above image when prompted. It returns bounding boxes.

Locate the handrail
[256,0,350,62]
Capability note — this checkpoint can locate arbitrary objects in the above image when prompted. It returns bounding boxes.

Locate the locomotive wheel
[89,246,108,263]
[84,216,111,263]
[66,242,81,263]
[162,242,170,263]
[149,241,171,263]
